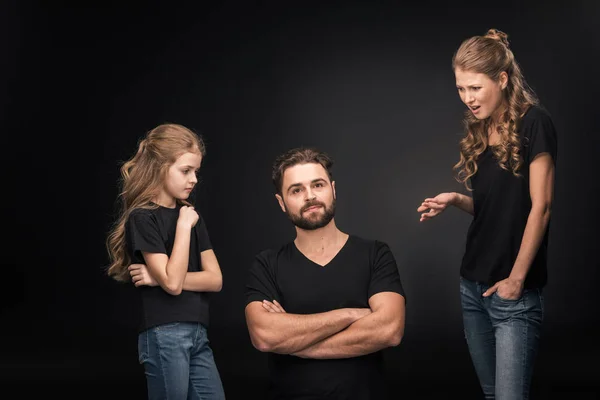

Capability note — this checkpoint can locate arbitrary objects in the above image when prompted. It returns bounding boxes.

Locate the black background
[2,1,598,398]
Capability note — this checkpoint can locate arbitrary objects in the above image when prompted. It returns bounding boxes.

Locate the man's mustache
[301,201,326,212]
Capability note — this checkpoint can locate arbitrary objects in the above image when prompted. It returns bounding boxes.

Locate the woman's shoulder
[521,104,553,124]
[518,104,556,136]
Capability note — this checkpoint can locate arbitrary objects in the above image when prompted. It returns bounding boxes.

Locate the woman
[418,29,557,399]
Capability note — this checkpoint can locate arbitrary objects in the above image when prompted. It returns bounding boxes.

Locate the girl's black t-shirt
[126,204,212,332]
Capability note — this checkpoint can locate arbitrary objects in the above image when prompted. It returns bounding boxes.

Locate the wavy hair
[452,29,539,189]
[106,123,205,282]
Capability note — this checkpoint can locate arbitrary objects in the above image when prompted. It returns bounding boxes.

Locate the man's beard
[286,198,336,230]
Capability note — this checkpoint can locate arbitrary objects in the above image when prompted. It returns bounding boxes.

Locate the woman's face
[455,68,507,121]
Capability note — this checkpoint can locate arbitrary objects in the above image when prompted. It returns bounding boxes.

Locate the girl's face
[155,151,202,208]
[455,68,507,121]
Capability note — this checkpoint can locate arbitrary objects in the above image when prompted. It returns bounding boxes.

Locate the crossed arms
[245,291,405,359]
[129,248,223,295]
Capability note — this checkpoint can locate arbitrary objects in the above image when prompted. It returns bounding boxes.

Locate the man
[245,147,406,399]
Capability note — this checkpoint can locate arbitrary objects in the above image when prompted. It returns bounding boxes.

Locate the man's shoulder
[348,234,389,250]
[254,241,295,262]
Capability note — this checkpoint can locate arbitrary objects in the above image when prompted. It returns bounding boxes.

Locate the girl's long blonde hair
[106,123,205,282]
[452,29,539,190]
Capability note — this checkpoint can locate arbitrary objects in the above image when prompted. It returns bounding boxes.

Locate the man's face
[276,163,336,231]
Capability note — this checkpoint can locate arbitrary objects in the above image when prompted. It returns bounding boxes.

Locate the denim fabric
[460,277,543,400]
[138,322,226,400]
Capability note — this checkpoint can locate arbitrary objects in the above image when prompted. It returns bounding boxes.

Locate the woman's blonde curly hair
[452,29,539,190]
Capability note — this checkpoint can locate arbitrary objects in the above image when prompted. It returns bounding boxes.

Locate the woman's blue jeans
[460,277,544,400]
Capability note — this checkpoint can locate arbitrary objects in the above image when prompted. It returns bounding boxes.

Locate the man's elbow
[387,330,403,347]
[385,323,404,347]
[251,338,273,353]
[248,329,275,353]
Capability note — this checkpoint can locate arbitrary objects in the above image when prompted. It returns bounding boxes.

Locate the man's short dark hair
[272,147,334,195]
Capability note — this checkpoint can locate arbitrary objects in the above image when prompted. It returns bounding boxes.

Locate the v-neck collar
[292,235,352,268]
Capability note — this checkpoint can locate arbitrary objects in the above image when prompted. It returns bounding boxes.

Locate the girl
[106,123,226,400]
[417,29,557,399]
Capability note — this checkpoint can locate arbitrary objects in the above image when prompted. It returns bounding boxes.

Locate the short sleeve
[245,252,281,305]
[523,108,558,165]
[127,211,166,257]
[195,216,213,252]
[368,241,406,301]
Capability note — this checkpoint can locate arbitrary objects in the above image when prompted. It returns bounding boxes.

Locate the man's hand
[262,299,286,313]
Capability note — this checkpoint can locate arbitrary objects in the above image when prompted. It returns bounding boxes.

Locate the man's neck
[294,220,346,254]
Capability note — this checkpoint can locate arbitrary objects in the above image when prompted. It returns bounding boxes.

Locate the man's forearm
[246,304,370,355]
[292,311,403,359]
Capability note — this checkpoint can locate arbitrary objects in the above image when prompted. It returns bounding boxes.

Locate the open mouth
[470,105,481,113]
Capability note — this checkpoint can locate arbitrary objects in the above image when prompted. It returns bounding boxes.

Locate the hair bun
[485,28,509,48]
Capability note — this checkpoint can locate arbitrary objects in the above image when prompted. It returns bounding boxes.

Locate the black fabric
[460,105,558,288]
[246,235,405,399]
[126,204,212,332]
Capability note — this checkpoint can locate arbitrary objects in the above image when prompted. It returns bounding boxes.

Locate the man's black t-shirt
[245,235,405,400]
[460,105,558,288]
[125,204,212,332]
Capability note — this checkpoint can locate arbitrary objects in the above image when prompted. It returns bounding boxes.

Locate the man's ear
[275,193,286,213]
[331,181,336,199]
